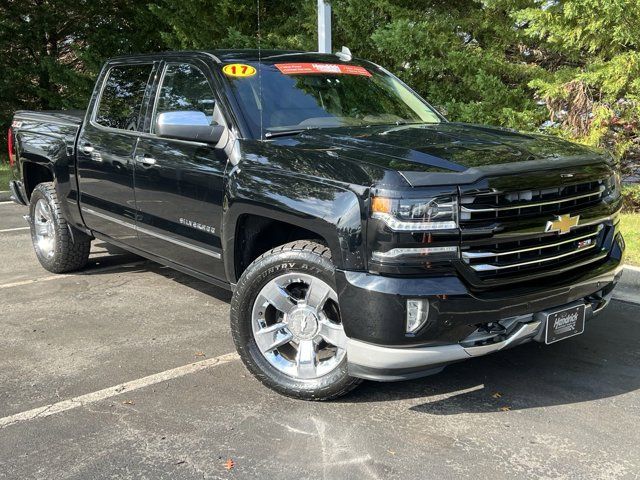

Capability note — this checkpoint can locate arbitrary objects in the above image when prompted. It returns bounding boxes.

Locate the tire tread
[30,182,91,273]
[231,240,361,401]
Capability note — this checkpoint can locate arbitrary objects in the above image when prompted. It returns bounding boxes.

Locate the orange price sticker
[222,63,256,77]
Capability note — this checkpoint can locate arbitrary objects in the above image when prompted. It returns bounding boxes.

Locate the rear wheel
[29,182,92,273]
[231,241,361,400]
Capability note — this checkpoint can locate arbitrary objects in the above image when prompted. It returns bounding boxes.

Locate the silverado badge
[545,213,580,235]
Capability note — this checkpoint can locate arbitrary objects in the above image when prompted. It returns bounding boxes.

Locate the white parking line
[0,201,16,205]
[0,275,62,289]
[0,226,29,233]
[0,352,239,429]
[0,260,147,289]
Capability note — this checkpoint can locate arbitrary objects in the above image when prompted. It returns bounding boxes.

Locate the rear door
[132,59,228,279]
[76,61,158,243]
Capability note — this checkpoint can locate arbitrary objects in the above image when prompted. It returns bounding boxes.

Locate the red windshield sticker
[275,63,372,77]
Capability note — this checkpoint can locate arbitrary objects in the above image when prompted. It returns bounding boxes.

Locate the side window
[95,64,153,131]
[153,63,216,129]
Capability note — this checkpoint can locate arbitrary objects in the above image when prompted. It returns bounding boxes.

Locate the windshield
[222,61,442,138]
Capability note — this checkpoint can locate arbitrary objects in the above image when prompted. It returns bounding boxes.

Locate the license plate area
[545,304,586,344]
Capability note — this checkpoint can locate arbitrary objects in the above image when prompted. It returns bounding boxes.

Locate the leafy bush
[622,184,640,213]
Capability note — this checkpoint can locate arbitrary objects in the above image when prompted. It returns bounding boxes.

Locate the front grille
[459,177,613,283]
[462,224,607,279]
[460,180,605,222]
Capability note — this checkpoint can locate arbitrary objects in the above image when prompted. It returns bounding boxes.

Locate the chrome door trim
[82,207,137,230]
[136,224,221,259]
[81,207,222,259]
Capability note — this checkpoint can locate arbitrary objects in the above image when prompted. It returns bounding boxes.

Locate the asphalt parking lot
[1,200,639,479]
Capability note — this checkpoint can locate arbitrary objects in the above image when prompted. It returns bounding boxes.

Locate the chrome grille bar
[468,243,598,272]
[461,186,604,213]
[462,230,600,260]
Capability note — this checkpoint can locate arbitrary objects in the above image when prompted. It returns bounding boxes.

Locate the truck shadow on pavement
[344,300,640,413]
[85,243,232,302]
[84,246,638,412]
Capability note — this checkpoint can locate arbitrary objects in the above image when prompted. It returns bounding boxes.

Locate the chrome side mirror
[155,111,225,144]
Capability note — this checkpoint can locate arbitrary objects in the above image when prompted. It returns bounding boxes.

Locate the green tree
[0,0,164,152]
[148,0,316,50]
[0,0,637,179]
[330,0,547,130]
[505,0,640,176]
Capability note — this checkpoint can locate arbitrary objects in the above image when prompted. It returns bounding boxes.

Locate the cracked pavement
[1,201,639,479]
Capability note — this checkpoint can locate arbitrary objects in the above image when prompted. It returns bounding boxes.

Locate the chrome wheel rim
[251,273,347,380]
[33,199,56,259]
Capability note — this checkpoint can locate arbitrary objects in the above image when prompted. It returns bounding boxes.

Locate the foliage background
[0,0,638,181]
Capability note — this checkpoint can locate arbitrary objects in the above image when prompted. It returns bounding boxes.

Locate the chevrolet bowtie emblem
[545,213,580,235]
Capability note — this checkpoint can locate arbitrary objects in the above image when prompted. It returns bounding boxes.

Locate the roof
[210,49,345,63]
[107,49,363,65]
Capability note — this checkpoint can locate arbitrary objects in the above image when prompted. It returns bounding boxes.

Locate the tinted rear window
[95,64,153,131]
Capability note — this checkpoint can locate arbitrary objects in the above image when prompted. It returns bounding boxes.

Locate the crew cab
[7,50,625,400]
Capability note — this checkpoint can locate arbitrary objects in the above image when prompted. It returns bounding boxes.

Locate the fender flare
[222,169,367,282]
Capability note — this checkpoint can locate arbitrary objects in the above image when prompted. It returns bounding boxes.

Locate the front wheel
[230,241,361,401]
[29,182,92,273]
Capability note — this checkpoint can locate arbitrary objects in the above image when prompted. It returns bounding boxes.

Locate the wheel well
[234,214,328,280]
[23,162,54,200]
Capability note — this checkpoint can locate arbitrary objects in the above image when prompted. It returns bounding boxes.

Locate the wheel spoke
[34,222,48,236]
[295,339,318,379]
[305,277,332,310]
[35,201,45,221]
[41,205,52,222]
[35,200,52,223]
[260,281,297,314]
[254,322,293,352]
[318,319,347,349]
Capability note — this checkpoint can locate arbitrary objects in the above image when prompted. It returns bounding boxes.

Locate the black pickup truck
[7,50,625,400]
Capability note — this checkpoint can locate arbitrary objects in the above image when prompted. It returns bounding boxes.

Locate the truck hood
[268,122,606,187]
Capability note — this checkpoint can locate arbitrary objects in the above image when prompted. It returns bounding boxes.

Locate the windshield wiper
[264,129,306,139]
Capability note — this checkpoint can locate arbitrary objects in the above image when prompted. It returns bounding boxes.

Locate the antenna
[335,46,352,62]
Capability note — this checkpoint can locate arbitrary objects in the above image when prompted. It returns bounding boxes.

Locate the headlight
[371,195,458,231]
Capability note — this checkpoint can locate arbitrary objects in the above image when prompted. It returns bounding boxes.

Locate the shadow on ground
[85,244,640,413]
[342,300,639,413]
[85,243,232,302]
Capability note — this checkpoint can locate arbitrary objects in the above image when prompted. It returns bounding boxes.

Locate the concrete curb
[0,191,11,202]
[614,266,640,304]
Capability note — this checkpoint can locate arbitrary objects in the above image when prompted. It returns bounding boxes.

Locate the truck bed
[9,109,86,205]
[13,110,85,127]
[12,110,85,165]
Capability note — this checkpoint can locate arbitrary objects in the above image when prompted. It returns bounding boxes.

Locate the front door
[133,61,228,279]
[76,62,157,243]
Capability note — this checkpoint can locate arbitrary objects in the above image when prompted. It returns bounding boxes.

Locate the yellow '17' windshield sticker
[223,64,256,77]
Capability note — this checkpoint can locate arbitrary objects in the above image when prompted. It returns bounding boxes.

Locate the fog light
[406,299,429,334]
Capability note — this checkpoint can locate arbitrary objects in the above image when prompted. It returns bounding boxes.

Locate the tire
[29,182,92,273]
[231,240,362,401]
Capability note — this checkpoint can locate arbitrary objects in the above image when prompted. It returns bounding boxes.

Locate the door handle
[80,144,94,154]
[135,155,156,166]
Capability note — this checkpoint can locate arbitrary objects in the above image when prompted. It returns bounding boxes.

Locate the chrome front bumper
[347,292,613,381]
